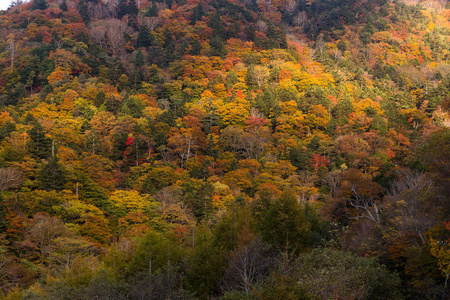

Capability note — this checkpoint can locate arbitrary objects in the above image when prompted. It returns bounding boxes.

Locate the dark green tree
[60,0,68,12]
[137,26,153,48]
[77,0,90,24]
[27,121,52,159]
[145,2,159,17]
[253,189,313,254]
[31,0,48,10]
[0,121,16,141]
[39,156,67,191]
[191,0,204,24]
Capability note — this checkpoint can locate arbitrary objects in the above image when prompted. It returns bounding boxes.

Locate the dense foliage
[0,0,449,299]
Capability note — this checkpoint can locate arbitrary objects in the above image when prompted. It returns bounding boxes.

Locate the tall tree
[27,121,52,159]
[31,0,48,10]
[38,156,67,191]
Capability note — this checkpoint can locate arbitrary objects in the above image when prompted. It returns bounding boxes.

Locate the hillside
[0,0,449,299]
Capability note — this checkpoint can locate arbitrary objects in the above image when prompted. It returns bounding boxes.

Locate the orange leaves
[0,111,14,126]
[180,55,224,81]
[49,49,91,74]
[47,68,70,87]
[225,39,255,59]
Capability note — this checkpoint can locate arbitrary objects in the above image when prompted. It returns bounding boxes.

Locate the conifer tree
[27,121,52,159]
[39,156,66,191]
[31,0,48,10]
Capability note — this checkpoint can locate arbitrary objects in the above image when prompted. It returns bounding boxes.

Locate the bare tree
[347,185,382,224]
[89,1,118,19]
[293,11,307,27]
[0,168,23,192]
[323,170,341,197]
[256,20,268,33]
[222,235,272,296]
[386,169,438,243]
[284,1,297,15]
[90,19,133,56]
[7,35,16,67]
[239,127,271,160]
[315,33,326,55]
[333,48,342,62]
[22,213,67,264]
[140,16,160,31]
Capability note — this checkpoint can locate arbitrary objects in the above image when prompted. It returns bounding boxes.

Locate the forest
[0,0,449,299]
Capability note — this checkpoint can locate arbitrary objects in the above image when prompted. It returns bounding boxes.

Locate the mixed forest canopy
[0,0,449,298]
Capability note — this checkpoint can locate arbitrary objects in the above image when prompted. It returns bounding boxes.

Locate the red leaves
[310,154,329,171]
[125,136,134,146]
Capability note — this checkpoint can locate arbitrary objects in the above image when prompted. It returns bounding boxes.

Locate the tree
[191,0,204,24]
[60,0,68,12]
[39,156,67,191]
[222,229,272,296]
[292,248,402,299]
[253,65,270,89]
[31,0,48,10]
[338,169,383,224]
[27,121,52,159]
[22,213,67,264]
[253,189,313,254]
[77,0,90,25]
[0,168,23,192]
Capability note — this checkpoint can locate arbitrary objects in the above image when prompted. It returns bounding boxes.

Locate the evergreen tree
[210,36,227,58]
[117,0,128,19]
[31,0,48,10]
[191,0,204,24]
[39,156,67,191]
[27,121,52,159]
[60,0,68,12]
[137,26,153,48]
[145,2,159,17]
[77,0,90,25]
[208,12,226,39]
[190,38,202,55]
[134,50,145,67]
[0,121,16,141]
[253,189,314,254]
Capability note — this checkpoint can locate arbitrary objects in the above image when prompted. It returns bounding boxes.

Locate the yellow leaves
[108,190,154,217]
[143,106,164,119]
[188,89,224,113]
[158,9,174,20]
[216,100,249,126]
[429,237,450,277]
[56,146,78,165]
[31,103,61,122]
[212,193,235,210]
[49,49,90,73]
[278,78,299,93]
[212,181,232,195]
[354,98,383,115]
[371,31,393,43]
[263,160,297,179]
[401,108,428,129]
[180,55,224,81]
[296,186,319,203]
[280,101,298,115]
